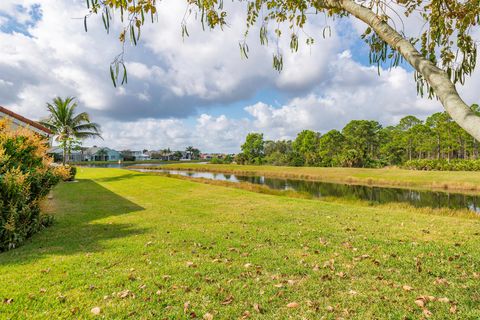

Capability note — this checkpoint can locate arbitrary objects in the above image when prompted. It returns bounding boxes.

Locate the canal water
[133,169,480,213]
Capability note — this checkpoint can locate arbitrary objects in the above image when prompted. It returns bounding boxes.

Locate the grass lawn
[1,168,479,319]
[150,163,480,192]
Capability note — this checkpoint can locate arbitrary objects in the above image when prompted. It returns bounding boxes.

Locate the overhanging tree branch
[334,0,480,141]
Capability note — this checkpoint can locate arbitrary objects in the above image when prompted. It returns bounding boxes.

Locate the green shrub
[402,159,480,171]
[210,155,233,165]
[0,119,60,251]
[68,166,77,181]
[210,157,224,164]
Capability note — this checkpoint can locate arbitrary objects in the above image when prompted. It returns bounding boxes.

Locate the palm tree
[185,146,200,160]
[40,97,102,164]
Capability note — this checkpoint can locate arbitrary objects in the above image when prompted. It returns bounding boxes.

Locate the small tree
[241,133,265,164]
[292,130,321,166]
[41,97,102,165]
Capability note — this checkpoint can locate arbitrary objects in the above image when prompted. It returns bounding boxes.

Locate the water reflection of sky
[132,169,480,213]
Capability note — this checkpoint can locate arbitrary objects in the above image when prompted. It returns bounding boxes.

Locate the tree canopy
[84,0,480,140]
[238,107,480,168]
[241,133,265,164]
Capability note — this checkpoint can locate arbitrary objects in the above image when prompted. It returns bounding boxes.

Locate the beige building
[0,106,53,142]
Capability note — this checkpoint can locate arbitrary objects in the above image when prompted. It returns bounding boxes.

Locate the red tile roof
[0,106,52,135]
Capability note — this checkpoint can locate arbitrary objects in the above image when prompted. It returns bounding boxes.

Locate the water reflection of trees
[162,170,479,212]
[234,174,480,212]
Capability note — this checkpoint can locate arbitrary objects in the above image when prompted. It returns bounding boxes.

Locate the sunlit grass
[0,168,479,319]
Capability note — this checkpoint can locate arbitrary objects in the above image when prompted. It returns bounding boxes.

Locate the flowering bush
[54,165,77,181]
[0,119,60,251]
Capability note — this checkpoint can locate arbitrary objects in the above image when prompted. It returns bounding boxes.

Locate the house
[148,150,175,161]
[0,106,52,143]
[200,153,234,160]
[48,146,86,162]
[121,150,151,161]
[84,147,122,162]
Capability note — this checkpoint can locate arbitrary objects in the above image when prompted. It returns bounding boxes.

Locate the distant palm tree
[185,146,200,160]
[40,97,102,164]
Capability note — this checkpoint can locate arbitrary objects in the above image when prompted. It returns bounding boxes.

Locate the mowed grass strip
[151,163,480,192]
[0,168,479,319]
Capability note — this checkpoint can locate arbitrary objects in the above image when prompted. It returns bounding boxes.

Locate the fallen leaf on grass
[414,297,426,308]
[117,290,132,299]
[286,302,299,308]
[91,307,101,315]
[186,262,197,268]
[253,303,262,313]
[3,298,13,304]
[323,259,335,271]
[326,306,334,312]
[402,285,413,292]
[342,242,353,249]
[184,301,190,313]
[450,304,457,314]
[241,311,251,319]
[203,313,214,320]
[221,295,234,305]
[244,263,253,268]
[433,278,449,285]
[437,297,450,303]
[423,309,432,317]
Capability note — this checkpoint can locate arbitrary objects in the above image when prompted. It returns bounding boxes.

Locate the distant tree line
[236,106,480,168]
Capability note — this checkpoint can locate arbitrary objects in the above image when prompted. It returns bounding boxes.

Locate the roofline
[0,106,53,134]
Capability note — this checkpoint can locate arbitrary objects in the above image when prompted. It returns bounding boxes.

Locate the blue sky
[0,1,478,152]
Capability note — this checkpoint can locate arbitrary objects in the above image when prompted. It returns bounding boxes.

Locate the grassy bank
[142,163,480,192]
[1,168,479,319]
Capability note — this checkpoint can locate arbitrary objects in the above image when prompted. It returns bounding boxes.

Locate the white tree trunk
[335,0,480,141]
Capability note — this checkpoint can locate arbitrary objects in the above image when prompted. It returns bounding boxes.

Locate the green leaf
[109,65,117,88]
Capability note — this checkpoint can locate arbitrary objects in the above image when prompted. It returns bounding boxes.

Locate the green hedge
[402,159,480,171]
[0,121,60,251]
